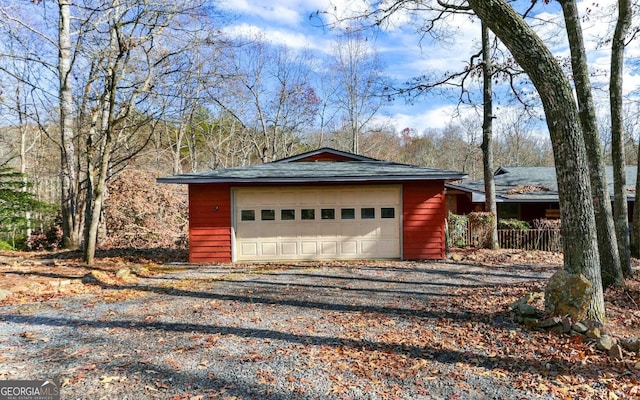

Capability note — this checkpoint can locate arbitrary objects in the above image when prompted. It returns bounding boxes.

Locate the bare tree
[610,0,633,277]
[331,29,385,154]
[467,0,605,320]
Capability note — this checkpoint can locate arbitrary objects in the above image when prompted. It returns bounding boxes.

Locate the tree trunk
[467,0,606,322]
[610,0,633,278]
[560,0,624,289]
[481,23,498,250]
[58,0,79,249]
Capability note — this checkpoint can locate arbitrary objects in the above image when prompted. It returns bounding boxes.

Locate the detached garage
[157,148,466,263]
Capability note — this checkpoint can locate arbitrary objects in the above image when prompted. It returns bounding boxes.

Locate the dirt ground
[0,249,639,399]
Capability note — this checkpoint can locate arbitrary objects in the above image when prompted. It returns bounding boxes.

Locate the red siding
[188,184,232,263]
[402,182,446,260]
[292,154,356,162]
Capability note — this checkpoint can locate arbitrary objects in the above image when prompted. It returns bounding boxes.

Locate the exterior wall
[189,183,232,263]
[292,153,357,162]
[188,180,448,263]
[402,181,446,260]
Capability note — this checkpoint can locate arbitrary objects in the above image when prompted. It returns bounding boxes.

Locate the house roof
[447,166,638,203]
[157,148,467,184]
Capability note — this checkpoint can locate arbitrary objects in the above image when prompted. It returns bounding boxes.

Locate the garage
[157,147,466,263]
[234,186,400,261]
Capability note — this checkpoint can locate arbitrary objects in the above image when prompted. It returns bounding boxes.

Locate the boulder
[620,338,640,352]
[82,270,114,285]
[596,335,616,352]
[544,270,593,320]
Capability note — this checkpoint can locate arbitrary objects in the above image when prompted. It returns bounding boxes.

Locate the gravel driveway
[0,260,556,399]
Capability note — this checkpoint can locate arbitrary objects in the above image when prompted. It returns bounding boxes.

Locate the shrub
[447,213,469,248]
[498,218,531,230]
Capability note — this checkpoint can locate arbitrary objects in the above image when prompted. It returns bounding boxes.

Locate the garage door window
[281,209,295,220]
[361,207,375,219]
[341,208,355,220]
[381,207,395,219]
[301,209,315,220]
[321,208,335,220]
[261,209,275,221]
[241,210,255,221]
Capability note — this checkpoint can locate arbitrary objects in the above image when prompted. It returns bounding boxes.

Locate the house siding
[402,182,446,259]
[189,183,232,263]
[187,180,448,263]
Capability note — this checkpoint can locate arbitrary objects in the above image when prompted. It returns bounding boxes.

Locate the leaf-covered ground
[0,249,638,399]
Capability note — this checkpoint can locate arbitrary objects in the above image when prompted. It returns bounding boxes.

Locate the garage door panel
[301,241,318,255]
[234,186,400,261]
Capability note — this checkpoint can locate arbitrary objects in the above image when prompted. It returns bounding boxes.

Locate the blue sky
[217,0,640,135]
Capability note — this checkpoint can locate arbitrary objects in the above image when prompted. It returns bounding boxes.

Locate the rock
[0,289,13,301]
[450,254,463,262]
[596,335,616,352]
[586,327,602,340]
[115,268,131,279]
[544,270,593,320]
[620,338,640,352]
[572,321,588,334]
[609,344,623,360]
[523,318,540,328]
[82,270,112,284]
[517,303,541,317]
[538,316,562,329]
[561,317,573,334]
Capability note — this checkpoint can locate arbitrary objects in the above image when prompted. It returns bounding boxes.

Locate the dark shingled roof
[157,160,466,184]
[447,166,638,203]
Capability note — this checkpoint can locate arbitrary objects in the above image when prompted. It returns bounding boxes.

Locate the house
[157,148,466,263]
[446,166,637,222]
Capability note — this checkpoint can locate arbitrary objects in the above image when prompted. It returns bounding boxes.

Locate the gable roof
[158,148,467,184]
[447,166,638,203]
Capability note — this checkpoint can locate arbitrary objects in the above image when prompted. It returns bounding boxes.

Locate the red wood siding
[402,182,446,260]
[292,154,356,162]
[189,184,232,263]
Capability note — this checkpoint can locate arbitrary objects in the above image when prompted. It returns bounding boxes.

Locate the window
[241,210,255,221]
[321,208,335,220]
[261,209,275,221]
[301,209,315,220]
[361,207,375,219]
[381,208,395,219]
[341,208,355,220]
[498,203,519,219]
[281,209,295,220]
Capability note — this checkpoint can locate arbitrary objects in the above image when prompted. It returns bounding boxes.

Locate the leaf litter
[0,249,638,399]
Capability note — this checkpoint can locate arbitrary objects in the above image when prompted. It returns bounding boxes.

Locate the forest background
[0,0,638,255]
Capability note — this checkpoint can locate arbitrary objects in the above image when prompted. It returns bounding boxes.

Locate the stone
[523,318,540,328]
[517,303,540,317]
[450,254,463,262]
[620,338,640,352]
[609,344,623,360]
[572,321,589,334]
[538,316,562,329]
[586,327,602,340]
[0,289,13,301]
[82,270,112,284]
[544,270,593,320]
[115,268,131,279]
[596,335,616,352]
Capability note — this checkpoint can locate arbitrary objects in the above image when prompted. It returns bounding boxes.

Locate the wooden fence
[453,225,562,252]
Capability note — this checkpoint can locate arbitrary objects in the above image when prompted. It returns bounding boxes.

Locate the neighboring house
[446,166,637,222]
[158,148,466,263]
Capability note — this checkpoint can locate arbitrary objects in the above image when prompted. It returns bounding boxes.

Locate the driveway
[1,260,560,399]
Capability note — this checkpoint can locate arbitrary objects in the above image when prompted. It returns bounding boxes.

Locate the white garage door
[233,186,401,261]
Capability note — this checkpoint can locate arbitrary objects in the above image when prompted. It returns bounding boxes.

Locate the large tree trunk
[481,23,498,250]
[467,0,605,322]
[58,0,80,249]
[610,0,633,278]
[560,0,624,289]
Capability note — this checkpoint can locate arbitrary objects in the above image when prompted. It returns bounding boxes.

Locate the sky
[217,0,640,135]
